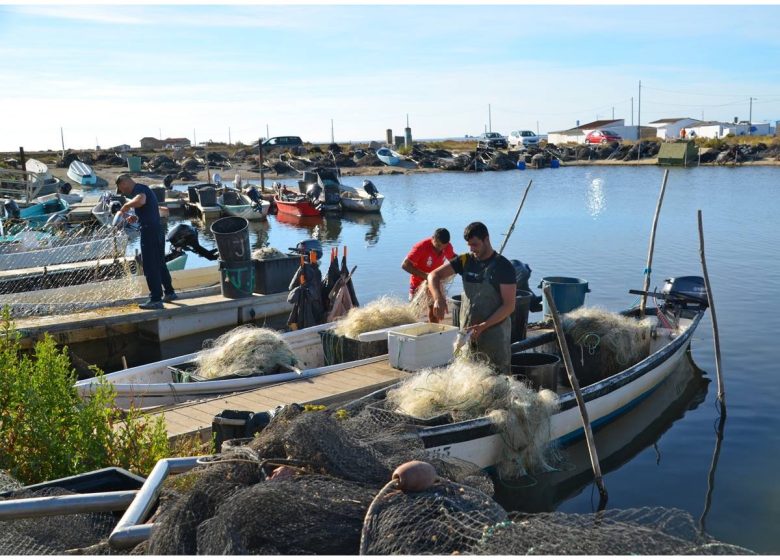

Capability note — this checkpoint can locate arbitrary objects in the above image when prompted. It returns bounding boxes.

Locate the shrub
[0,310,172,485]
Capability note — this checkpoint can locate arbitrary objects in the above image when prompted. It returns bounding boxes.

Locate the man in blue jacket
[116,174,177,310]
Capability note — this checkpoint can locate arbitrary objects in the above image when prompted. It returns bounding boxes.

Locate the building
[548,119,651,144]
[683,121,771,139]
[139,137,191,150]
[648,118,701,140]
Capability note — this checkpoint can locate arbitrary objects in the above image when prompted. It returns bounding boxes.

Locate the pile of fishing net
[331,295,418,339]
[560,307,656,379]
[251,246,288,260]
[386,357,560,477]
[194,326,298,379]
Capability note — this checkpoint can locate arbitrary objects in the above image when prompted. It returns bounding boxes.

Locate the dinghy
[67,160,98,186]
[376,147,401,166]
[339,179,384,213]
[217,188,270,221]
[0,195,70,227]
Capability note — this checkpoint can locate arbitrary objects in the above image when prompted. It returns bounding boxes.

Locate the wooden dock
[152,356,405,443]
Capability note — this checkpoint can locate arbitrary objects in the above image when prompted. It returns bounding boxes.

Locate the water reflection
[340,211,385,246]
[586,177,606,218]
[494,355,709,513]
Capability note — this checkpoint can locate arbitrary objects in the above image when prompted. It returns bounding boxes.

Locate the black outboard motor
[60,182,73,195]
[306,183,323,203]
[362,179,379,201]
[289,239,323,261]
[166,223,219,260]
[510,259,543,313]
[246,186,262,204]
[2,199,20,219]
[163,174,174,189]
[661,276,708,309]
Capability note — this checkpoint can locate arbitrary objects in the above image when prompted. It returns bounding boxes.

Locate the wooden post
[698,209,726,411]
[18,147,26,173]
[258,138,265,190]
[498,180,532,256]
[543,284,608,501]
[640,169,670,316]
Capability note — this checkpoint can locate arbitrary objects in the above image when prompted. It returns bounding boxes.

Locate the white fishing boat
[0,228,128,270]
[339,179,384,213]
[25,158,51,179]
[376,147,402,166]
[74,321,368,409]
[34,189,84,205]
[348,277,709,471]
[217,188,270,221]
[67,160,98,186]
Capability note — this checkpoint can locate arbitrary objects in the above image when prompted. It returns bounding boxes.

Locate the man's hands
[467,322,488,340]
[432,297,448,321]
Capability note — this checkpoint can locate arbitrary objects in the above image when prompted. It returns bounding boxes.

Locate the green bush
[0,311,171,485]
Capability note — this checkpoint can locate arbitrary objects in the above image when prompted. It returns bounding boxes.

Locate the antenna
[331,119,334,143]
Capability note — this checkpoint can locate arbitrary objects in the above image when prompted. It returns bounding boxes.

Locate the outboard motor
[661,276,708,310]
[246,186,261,204]
[60,182,73,195]
[2,199,20,219]
[362,179,379,201]
[289,238,323,261]
[166,223,219,260]
[163,174,174,189]
[510,259,543,313]
[306,182,323,203]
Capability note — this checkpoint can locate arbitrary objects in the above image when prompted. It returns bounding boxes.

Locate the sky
[2,3,780,151]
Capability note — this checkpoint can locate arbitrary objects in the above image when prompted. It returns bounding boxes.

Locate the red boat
[273,188,321,217]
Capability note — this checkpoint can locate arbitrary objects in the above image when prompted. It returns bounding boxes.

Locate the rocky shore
[4,138,779,188]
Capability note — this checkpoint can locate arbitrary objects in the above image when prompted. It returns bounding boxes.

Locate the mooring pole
[543,284,608,503]
[258,138,265,190]
[498,179,532,256]
[698,209,726,412]
[640,169,670,317]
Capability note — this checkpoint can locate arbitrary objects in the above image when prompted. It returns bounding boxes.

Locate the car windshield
[521,131,534,137]
[485,133,500,138]
[602,130,617,135]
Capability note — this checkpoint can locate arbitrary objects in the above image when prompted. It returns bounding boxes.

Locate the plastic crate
[388,322,459,371]
[320,329,388,366]
[253,255,300,294]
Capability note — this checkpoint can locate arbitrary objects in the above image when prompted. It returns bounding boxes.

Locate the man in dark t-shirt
[429,222,516,374]
[116,174,176,310]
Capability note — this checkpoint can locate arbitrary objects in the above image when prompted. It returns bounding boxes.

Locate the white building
[548,119,639,145]
[684,121,772,139]
[648,118,700,140]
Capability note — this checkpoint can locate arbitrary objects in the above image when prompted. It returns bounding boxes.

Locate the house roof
[548,119,623,134]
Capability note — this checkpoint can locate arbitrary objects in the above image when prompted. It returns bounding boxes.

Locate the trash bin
[211,216,250,262]
[253,255,300,294]
[511,352,560,392]
[198,186,217,207]
[218,259,254,299]
[127,156,142,172]
[151,186,166,203]
[539,276,590,318]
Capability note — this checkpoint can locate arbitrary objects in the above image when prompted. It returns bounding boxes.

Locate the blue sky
[2,4,780,151]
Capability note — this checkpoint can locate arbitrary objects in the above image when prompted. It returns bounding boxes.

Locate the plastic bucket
[539,276,590,317]
[550,158,560,169]
[127,156,142,172]
[211,216,250,262]
[218,259,254,298]
[187,185,200,204]
[198,186,217,207]
[511,289,533,343]
[511,352,560,391]
[516,160,526,170]
[151,186,166,203]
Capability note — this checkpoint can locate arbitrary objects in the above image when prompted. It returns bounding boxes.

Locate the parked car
[584,129,622,144]
[262,136,304,149]
[508,130,545,148]
[477,132,508,149]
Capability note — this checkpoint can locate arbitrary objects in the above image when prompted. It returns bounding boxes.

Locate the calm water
[140,165,779,552]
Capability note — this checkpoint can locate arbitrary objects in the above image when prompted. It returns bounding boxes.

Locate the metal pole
[0,491,137,520]
[698,209,726,410]
[748,97,756,136]
[331,119,334,144]
[488,104,492,133]
[498,180,533,255]
[640,169,670,316]
[543,284,608,502]
[637,80,642,158]
[258,137,265,189]
[60,127,65,157]
[228,127,231,145]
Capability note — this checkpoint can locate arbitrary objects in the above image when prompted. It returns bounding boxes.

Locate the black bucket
[211,216,251,262]
[511,352,560,392]
[187,185,200,204]
[449,290,531,342]
[218,259,254,298]
[151,186,166,203]
[198,185,217,207]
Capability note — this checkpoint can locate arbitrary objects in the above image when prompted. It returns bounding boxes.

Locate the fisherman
[429,222,516,373]
[402,228,455,323]
[116,174,177,310]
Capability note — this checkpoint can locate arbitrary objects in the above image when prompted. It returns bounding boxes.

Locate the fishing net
[251,246,287,260]
[332,295,418,339]
[194,325,299,379]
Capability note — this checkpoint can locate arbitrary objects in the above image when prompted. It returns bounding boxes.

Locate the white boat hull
[218,192,270,221]
[0,233,128,270]
[67,161,97,186]
[340,194,384,213]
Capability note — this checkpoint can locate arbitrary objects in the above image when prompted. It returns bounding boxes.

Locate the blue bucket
[516,160,526,170]
[538,276,590,317]
[550,158,560,169]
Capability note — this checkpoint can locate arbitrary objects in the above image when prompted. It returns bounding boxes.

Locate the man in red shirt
[402,228,455,322]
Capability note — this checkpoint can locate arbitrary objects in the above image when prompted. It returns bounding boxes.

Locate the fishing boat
[346,276,709,471]
[274,187,321,217]
[34,189,84,206]
[339,179,384,213]
[0,228,128,270]
[25,158,51,179]
[217,188,270,221]
[67,160,98,186]
[74,320,370,409]
[376,147,402,166]
[0,195,70,227]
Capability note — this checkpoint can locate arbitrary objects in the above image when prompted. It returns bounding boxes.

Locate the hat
[115,173,131,194]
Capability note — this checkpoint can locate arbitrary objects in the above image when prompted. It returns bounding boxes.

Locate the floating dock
[149,356,405,443]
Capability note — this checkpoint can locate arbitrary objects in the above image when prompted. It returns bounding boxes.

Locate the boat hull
[67,161,97,186]
[0,234,128,270]
[274,196,321,217]
[340,194,384,213]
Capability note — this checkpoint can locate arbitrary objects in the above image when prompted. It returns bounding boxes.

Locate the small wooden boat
[217,188,270,221]
[274,187,321,217]
[376,147,401,166]
[339,180,384,213]
[345,277,709,472]
[67,160,98,186]
[74,321,359,409]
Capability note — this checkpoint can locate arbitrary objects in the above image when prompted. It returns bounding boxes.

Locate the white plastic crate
[387,322,459,371]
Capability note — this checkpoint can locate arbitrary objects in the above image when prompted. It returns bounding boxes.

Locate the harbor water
[129,165,778,553]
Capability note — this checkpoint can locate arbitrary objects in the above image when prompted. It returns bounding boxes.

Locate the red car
[585,129,622,144]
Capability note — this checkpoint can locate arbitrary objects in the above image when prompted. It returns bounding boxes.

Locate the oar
[639,169,670,317]
[698,209,726,412]
[543,284,608,504]
[498,179,532,256]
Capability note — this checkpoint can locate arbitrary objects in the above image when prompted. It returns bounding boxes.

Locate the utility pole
[536,121,539,135]
[60,127,65,157]
[159,128,162,140]
[266,124,269,140]
[637,80,642,159]
[193,129,196,147]
[488,104,492,133]
[749,97,757,135]
[612,106,615,120]
[631,97,634,126]
[330,119,335,143]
